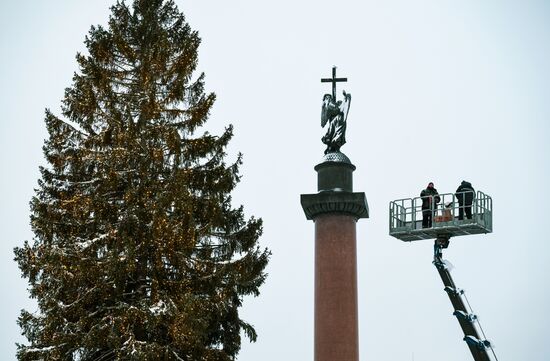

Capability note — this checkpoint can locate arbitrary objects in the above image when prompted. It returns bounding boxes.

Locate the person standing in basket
[455,180,475,220]
[421,182,440,228]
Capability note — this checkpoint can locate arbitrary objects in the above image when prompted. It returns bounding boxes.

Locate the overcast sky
[1,1,549,360]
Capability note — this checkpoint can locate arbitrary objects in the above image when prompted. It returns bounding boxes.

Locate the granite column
[301,152,369,361]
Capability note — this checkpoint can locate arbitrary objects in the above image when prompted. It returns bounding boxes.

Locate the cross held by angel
[320,66,351,154]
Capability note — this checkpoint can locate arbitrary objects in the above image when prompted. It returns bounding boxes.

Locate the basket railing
[389,190,492,234]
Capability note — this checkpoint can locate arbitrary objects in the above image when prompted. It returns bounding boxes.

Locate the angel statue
[321,90,351,154]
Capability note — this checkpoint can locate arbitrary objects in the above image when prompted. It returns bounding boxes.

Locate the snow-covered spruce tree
[14,1,269,360]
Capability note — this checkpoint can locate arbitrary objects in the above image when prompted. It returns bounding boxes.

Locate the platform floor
[390,214,492,242]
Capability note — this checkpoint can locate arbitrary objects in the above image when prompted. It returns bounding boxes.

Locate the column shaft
[314,213,359,361]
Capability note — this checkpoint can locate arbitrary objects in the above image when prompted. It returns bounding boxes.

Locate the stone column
[301,152,369,361]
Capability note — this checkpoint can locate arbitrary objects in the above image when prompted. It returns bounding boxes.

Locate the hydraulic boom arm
[433,236,494,361]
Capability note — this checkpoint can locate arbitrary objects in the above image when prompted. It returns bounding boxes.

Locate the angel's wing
[321,104,328,128]
[340,93,351,122]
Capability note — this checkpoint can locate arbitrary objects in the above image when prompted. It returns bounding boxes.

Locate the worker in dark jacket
[420,182,440,228]
[455,180,475,220]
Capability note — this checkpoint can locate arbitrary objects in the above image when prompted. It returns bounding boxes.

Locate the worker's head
[428,182,434,189]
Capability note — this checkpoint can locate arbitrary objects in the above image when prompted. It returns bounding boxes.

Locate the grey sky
[1,1,549,360]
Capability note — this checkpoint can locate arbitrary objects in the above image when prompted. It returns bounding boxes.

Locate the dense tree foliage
[14,1,269,359]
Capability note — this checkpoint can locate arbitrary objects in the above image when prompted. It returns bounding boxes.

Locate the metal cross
[321,66,347,100]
